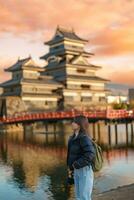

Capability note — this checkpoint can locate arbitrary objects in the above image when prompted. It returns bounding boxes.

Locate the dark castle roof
[55,74,109,82]
[68,75,109,82]
[45,26,88,45]
[5,56,44,72]
[0,76,63,88]
[40,50,92,60]
[56,26,88,42]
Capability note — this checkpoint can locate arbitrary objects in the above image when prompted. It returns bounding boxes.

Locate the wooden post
[131,122,134,145]
[126,122,129,145]
[115,123,118,145]
[108,123,111,146]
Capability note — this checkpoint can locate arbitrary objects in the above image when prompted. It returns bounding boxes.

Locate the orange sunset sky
[0,0,134,85]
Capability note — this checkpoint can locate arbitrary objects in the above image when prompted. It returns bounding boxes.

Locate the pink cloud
[0,0,133,55]
[0,0,133,33]
[0,57,12,82]
[0,0,134,85]
[109,70,134,85]
[91,22,134,55]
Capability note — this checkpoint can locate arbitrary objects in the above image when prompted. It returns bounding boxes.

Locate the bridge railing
[0,109,134,124]
[106,109,134,119]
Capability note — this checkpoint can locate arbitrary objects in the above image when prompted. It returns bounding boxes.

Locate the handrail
[0,109,134,124]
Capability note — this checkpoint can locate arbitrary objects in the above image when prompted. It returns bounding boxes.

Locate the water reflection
[0,121,134,200]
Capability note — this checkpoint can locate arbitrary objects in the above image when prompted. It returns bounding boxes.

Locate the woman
[66,115,95,200]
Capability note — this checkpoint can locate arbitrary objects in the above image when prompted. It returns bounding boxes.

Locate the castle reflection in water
[0,121,134,200]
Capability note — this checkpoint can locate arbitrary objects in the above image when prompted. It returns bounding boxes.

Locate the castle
[0,27,110,116]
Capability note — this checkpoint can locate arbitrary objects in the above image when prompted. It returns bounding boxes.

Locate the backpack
[91,139,103,172]
[79,136,103,172]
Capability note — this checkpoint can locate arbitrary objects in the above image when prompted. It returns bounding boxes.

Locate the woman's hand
[67,168,74,178]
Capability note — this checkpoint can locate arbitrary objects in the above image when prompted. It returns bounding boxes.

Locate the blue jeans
[73,165,94,200]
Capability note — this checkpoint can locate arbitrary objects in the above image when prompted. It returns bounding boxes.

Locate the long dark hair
[73,115,89,135]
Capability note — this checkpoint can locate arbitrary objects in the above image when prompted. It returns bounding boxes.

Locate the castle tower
[0,56,62,115]
[40,26,110,110]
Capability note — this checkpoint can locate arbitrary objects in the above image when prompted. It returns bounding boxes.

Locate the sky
[0,0,134,85]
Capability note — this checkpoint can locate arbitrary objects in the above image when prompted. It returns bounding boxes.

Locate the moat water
[0,121,134,200]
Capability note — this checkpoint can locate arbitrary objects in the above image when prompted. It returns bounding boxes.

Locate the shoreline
[93,183,134,200]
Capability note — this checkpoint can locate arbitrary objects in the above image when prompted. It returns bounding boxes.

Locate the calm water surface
[0,121,134,200]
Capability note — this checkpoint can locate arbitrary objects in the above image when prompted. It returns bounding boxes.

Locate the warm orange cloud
[0,0,133,54]
[0,0,133,33]
[109,70,134,85]
[91,22,134,55]
[0,57,12,81]
[0,0,134,85]
[91,54,134,85]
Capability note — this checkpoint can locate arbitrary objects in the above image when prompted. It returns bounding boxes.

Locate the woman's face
[71,121,80,131]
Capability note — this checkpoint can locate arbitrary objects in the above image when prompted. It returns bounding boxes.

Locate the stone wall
[6,96,27,116]
[1,96,58,116]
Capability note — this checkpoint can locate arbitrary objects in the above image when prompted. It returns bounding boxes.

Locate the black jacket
[66,131,95,170]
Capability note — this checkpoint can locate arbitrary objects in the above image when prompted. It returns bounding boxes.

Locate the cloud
[91,22,134,55]
[109,70,134,85]
[0,0,133,54]
[0,0,134,85]
[0,0,133,33]
[0,56,15,83]
[91,54,134,85]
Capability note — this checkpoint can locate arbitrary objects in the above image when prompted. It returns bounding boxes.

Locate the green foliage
[112,102,128,110]
[129,102,134,109]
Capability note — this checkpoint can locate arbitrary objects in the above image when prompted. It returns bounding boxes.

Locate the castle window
[50,45,61,52]
[99,97,106,102]
[81,96,92,102]
[65,45,83,50]
[15,74,19,79]
[64,96,74,101]
[45,101,55,106]
[32,87,37,92]
[77,68,86,73]
[54,46,60,49]
[81,84,90,89]
[45,101,48,105]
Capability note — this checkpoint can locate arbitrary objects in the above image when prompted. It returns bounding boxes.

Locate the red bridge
[0,109,134,124]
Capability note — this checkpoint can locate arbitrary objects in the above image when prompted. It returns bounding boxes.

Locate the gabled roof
[5,56,44,72]
[0,79,20,87]
[70,54,89,65]
[55,74,110,82]
[45,26,88,45]
[0,76,63,88]
[40,49,93,60]
[67,75,110,82]
[56,26,88,42]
